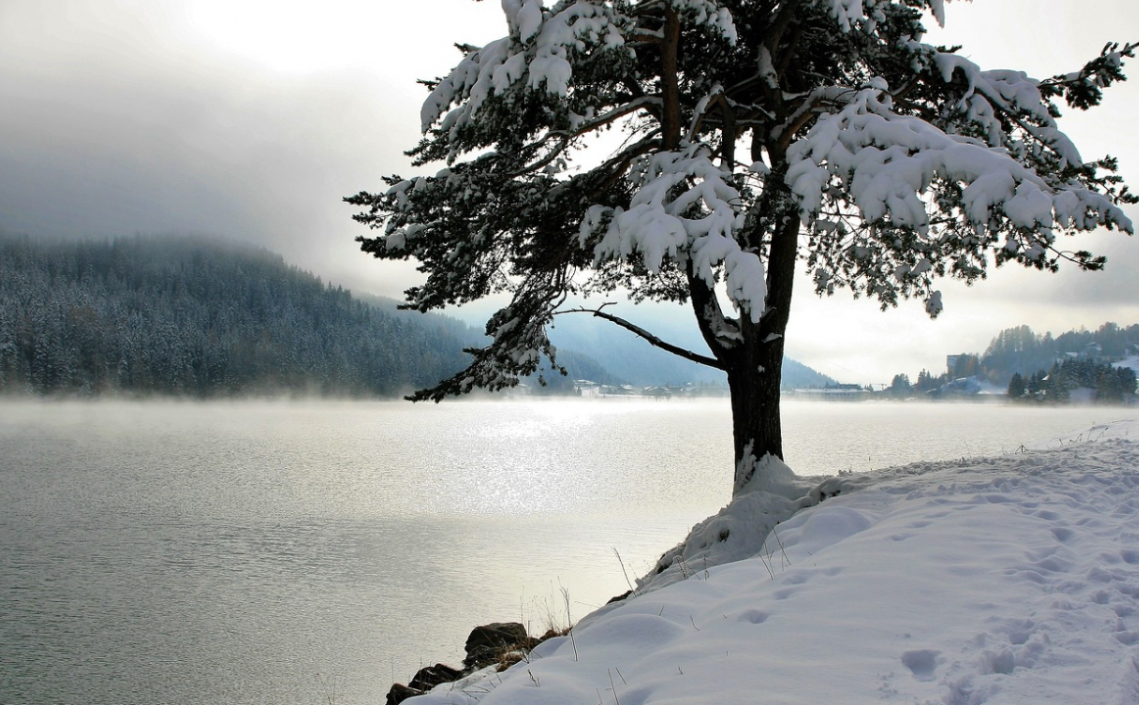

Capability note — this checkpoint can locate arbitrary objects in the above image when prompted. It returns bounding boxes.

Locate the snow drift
[411,420,1139,705]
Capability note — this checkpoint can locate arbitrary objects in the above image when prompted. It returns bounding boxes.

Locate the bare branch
[554,304,726,370]
[560,96,662,139]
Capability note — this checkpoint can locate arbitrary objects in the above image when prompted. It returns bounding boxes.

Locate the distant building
[574,380,600,397]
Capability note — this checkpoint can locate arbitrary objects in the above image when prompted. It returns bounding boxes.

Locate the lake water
[2,398,1136,705]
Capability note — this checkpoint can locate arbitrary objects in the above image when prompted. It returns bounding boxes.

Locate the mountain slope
[0,235,481,397]
[545,304,838,388]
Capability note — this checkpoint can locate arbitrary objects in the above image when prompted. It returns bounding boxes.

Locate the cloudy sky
[2,0,1137,385]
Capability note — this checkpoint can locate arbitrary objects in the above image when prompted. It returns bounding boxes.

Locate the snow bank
[414,421,1139,705]
[1115,356,1139,375]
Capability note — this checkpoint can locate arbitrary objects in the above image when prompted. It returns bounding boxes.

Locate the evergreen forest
[0,235,482,397]
[981,323,1139,381]
[886,323,1139,402]
[0,235,858,399]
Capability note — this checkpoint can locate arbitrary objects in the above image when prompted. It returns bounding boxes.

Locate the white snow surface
[1115,356,1139,374]
[414,420,1139,705]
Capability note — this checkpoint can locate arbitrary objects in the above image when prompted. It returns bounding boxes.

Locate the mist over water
[2,399,1134,705]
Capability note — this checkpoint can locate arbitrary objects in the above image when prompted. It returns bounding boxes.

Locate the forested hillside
[0,235,835,398]
[931,322,1139,387]
[0,235,480,397]
[886,322,1139,402]
[981,323,1139,381]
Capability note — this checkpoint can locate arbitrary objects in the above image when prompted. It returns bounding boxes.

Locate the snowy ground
[1116,356,1139,374]
[412,420,1139,705]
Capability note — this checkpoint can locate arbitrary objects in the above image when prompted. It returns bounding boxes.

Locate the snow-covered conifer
[349,0,1135,495]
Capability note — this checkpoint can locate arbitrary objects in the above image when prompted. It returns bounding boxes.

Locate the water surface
[1,398,1133,704]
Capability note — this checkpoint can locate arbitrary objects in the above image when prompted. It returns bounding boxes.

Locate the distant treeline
[1009,359,1137,403]
[886,322,1139,402]
[0,235,482,397]
[980,323,1139,382]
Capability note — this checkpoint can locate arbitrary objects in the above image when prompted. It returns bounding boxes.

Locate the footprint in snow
[900,649,941,681]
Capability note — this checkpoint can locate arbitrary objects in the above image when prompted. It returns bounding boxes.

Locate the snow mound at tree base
[640,454,829,593]
[413,426,1139,705]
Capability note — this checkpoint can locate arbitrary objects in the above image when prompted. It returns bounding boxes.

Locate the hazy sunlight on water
[2,398,1134,704]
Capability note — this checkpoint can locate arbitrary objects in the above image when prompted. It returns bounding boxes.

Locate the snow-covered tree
[348,0,1135,496]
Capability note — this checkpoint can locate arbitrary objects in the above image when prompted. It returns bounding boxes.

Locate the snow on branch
[408,282,566,402]
[822,0,948,32]
[1038,41,1138,111]
[581,145,769,322]
[786,80,1134,244]
[502,0,544,43]
[665,0,737,43]
[930,51,1084,168]
[420,2,628,135]
[420,1,741,143]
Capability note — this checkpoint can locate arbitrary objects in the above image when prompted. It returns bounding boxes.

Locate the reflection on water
[1,399,1134,704]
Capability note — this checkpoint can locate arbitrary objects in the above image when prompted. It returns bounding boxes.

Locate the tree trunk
[719,173,800,497]
[726,336,786,495]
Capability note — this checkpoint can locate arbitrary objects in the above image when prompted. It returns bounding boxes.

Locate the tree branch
[511,94,660,178]
[661,6,682,150]
[561,96,662,139]
[577,131,660,200]
[554,304,727,370]
[764,0,806,56]
[686,267,740,355]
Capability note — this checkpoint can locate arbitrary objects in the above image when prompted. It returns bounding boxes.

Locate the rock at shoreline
[408,663,464,692]
[386,683,422,705]
[385,621,537,704]
[462,622,534,670]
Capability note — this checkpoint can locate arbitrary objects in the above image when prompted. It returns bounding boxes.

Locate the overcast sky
[2,0,1137,385]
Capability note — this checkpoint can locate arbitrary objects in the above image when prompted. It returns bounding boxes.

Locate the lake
[1,398,1135,705]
